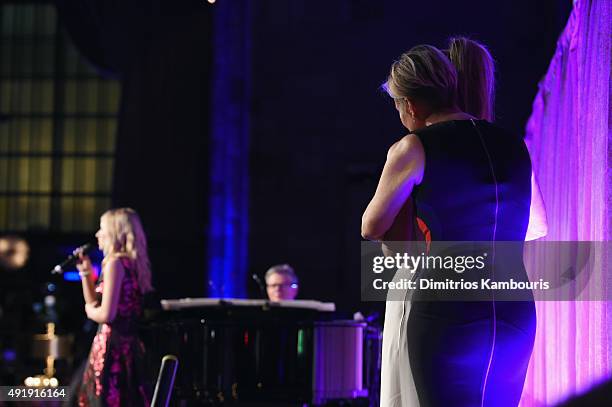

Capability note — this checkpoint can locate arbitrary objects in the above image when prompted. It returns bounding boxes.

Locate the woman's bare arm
[81,275,97,305]
[85,258,125,324]
[77,254,98,305]
[362,134,425,241]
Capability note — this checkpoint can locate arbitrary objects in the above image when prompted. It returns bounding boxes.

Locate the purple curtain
[520,0,611,405]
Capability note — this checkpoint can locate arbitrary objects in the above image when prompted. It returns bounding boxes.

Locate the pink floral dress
[78,258,151,407]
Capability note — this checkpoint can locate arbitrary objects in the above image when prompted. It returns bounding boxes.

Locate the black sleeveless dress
[407,120,536,407]
[78,258,151,406]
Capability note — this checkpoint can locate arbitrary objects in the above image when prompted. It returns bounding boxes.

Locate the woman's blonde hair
[447,37,495,121]
[384,44,457,111]
[101,207,153,294]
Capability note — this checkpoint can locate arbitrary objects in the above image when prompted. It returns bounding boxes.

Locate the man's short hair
[265,264,298,285]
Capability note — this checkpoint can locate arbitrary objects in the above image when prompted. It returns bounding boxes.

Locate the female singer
[363,39,546,406]
[76,208,152,406]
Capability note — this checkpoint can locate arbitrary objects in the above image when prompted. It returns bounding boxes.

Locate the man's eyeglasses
[266,283,298,289]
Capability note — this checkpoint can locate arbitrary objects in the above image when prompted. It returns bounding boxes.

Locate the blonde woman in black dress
[363,40,547,406]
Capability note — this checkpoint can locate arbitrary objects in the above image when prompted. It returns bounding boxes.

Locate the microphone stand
[251,274,267,299]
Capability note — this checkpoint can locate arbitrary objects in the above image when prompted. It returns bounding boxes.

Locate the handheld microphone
[251,274,267,298]
[51,242,95,274]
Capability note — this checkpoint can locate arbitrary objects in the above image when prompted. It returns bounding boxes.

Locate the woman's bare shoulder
[388,134,425,160]
[104,254,129,270]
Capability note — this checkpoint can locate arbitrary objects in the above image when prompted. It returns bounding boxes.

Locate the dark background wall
[58,0,215,299]
[246,0,571,314]
[112,8,213,299]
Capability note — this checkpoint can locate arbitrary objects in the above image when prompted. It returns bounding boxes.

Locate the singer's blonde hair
[101,208,153,294]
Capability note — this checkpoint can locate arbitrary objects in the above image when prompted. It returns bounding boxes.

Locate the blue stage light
[63,271,80,282]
